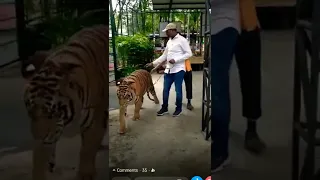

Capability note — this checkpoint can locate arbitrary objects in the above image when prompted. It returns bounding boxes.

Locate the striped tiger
[116,69,160,134]
[23,25,109,180]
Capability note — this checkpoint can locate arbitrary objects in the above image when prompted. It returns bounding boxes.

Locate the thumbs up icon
[151,168,155,173]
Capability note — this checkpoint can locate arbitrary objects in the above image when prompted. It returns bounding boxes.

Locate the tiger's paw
[132,114,140,121]
[155,100,160,104]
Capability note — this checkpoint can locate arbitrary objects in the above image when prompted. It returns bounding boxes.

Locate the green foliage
[117,66,137,77]
[154,38,161,47]
[41,15,83,47]
[154,53,161,59]
[116,34,154,75]
[40,9,107,48]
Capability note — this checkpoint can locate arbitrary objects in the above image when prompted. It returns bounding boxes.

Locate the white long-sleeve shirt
[152,34,192,74]
[210,0,240,35]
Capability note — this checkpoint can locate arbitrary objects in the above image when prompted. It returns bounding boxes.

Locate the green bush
[41,9,107,48]
[116,34,154,76]
[41,16,83,47]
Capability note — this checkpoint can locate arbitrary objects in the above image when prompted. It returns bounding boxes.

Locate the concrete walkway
[109,74,211,178]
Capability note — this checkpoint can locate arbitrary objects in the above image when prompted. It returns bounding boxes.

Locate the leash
[153,73,163,85]
[151,63,176,85]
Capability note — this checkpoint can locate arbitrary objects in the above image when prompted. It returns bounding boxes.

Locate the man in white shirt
[210,0,240,173]
[146,23,192,117]
[210,0,266,174]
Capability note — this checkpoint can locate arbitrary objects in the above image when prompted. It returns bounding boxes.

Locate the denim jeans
[211,27,238,159]
[162,70,185,111]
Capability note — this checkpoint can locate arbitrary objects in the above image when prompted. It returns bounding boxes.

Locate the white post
[187,9,190,43]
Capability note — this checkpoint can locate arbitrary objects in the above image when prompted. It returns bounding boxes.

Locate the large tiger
[23,25,109,180]
[116,69,159,134]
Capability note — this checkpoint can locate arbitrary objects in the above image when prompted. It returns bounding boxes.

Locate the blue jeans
[211,28,238,159]
[162,70,185,111]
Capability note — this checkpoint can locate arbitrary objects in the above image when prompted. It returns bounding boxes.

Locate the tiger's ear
[126,79,136,91]
[117,78,125,86]
[126,79,135,83]
[22,51,51,80]
[59,63,81,73]
[126,79,136,86]
[33,50,51,61]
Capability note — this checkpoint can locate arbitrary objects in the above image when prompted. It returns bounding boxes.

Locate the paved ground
[0,30,318,180]
[109,74,211,179]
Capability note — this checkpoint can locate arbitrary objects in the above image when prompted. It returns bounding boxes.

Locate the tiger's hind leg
[77,113,106,180]
[132,96,143,120]
[149,85,159,104]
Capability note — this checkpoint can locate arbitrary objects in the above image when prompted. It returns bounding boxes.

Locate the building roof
[151,0,296,10]
[151,0,206,10]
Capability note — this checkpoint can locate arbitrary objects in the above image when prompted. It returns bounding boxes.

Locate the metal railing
[0,2,19,67]
[292,0,320,179]
[201,0,211,140]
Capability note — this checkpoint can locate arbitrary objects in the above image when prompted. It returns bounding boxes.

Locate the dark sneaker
[187,103,194,110]
[212,156,231,173]
[157,108,168,116]
[244,131,266,154]
[172,109,182,117]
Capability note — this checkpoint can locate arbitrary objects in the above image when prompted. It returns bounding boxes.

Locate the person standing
[184,58,194,110]
[153,57,194,110]
[209,0,240,173]
[178,32,194,110]
[146,23,192,117]
[210,0,266,174]
[236,0,266,154]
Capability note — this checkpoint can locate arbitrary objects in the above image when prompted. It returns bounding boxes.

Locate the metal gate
[201,0,211,140]
[292,0,320,179]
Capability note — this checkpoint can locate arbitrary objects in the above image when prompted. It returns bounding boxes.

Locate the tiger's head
[22,51,52,80]
[116,78,137,107]
[24,61,80,133]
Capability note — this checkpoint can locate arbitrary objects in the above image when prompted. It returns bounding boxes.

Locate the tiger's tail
[146,74,156,102]
[147,91,155,102]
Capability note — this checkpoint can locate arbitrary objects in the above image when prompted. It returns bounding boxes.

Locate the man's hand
[169,59,175,64]
[145,63,153,68]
